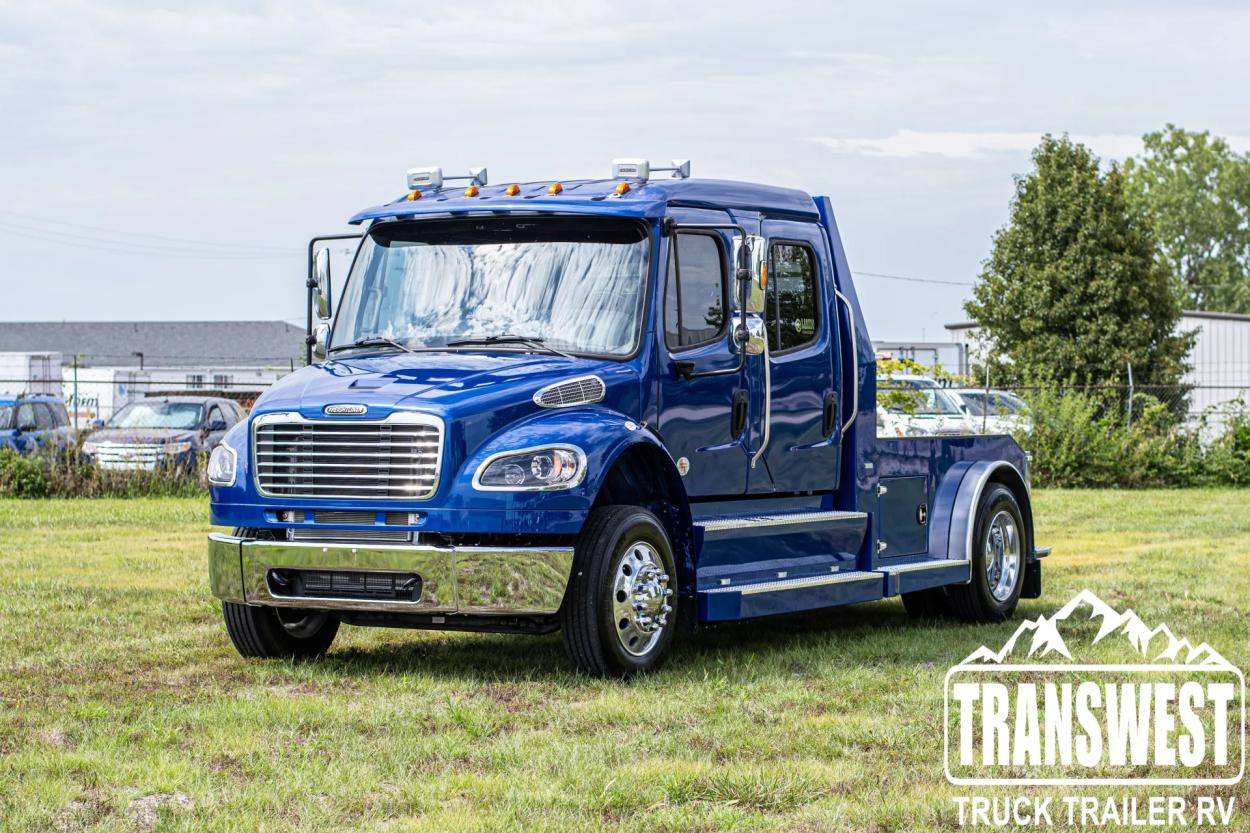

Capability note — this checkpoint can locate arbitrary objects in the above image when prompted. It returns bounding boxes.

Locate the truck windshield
[108,401,203,430]
[333,217,650,358]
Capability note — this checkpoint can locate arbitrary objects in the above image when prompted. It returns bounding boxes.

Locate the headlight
[473,445,585,491]
[163,441,194,454]
[207,444,238,486]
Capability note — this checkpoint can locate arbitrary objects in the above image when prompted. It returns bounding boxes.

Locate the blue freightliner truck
[207,159,1048,676]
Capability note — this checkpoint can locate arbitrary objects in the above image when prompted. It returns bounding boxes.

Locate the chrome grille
[534,375,605,408]
[253,412,443,500]
[94,443,164,471]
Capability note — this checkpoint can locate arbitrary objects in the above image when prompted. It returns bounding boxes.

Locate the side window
[766,243,819,352]
[53,403,69,426]
[34,404,54,430]
[664,233,728,351]
[207,406,223,427]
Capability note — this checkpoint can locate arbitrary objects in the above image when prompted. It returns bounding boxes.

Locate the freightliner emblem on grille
[323,403,368,415]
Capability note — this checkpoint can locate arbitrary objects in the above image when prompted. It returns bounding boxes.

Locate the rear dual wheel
[902,484,1026,623]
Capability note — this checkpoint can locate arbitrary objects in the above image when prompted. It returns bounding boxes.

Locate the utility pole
[72,354,79,434]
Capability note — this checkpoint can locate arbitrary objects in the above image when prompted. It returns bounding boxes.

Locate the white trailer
[0,351,63,397]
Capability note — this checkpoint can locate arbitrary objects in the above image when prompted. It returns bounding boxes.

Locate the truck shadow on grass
[315,598,1023,682]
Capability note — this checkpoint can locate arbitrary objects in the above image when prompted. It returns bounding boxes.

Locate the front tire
[222,602,339,659]
[560,506,678,677]
[944,484,1027,622]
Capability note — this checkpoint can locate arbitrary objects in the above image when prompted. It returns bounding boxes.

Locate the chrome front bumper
[208,533,575,616]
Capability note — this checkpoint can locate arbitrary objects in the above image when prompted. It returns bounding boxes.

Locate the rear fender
[932,460,1034,582]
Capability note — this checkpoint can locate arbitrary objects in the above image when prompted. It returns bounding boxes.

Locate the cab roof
[348,178,820,226]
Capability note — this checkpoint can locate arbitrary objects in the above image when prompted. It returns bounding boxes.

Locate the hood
[254,351,627,420]
[86,428,198,444]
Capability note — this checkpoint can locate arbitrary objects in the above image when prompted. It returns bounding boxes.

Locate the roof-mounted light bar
[406,166,488,191]
[611,158,691,182]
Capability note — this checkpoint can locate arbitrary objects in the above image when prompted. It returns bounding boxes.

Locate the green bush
[0,448,50,498]
[0,443,207,499]
[1017,390,1250,488]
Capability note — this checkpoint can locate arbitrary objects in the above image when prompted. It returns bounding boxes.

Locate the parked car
[82,396,244,470]
[876,374,974,437]
[0,394,74,455]
[947,389,1031,435]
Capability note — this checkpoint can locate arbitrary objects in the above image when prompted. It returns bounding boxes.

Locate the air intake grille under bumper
[268,569,422,602]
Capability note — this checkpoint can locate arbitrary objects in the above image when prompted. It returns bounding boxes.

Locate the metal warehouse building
[0,321,304,425]
[945,310,1250,428]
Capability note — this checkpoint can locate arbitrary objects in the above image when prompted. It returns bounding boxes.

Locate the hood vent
[533,375,606,408]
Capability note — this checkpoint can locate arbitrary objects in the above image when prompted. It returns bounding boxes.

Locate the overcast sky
[3,1,1249,341]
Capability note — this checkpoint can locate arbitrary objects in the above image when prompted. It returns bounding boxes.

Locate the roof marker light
[547,182,563,195]
[505,184,520,196]
[464,185,480,197]
[614,181,630,196]
[406,189,422,201]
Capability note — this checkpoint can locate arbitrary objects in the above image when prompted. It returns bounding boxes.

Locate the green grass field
[0,492,1246,832]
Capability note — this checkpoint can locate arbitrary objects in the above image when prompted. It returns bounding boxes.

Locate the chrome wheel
[275,609,329,639]
[984,510,1021,603]
[611,541,673,657]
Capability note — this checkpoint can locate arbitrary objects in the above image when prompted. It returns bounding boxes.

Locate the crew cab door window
[765,243,819,353]
[664,233,728,351]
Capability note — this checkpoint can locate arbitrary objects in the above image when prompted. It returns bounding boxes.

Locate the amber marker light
[547,182,563,195]
[614,181,631,195]
[406,189,422,201]
[464,185,480,197]
[504,184,521,196]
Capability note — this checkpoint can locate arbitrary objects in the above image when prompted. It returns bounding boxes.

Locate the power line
[0,223,297,261]
[0,209,297,254]
[853,270,976,287]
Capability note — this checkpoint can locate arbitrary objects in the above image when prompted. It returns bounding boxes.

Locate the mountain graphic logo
[944,589,1245,786]
[958,589,1234,668]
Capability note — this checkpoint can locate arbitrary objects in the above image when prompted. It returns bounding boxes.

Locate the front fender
[453,406,674,512]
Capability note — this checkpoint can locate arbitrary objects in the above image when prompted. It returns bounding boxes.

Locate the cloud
[809,129,1250,161]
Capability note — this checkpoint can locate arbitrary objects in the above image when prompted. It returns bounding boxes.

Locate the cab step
[697,509,866,537]
[698,569,882,622]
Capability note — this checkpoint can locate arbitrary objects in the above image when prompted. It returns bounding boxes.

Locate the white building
[945,310,1250,429]
[0,321,305,427]
[872,341,967,374]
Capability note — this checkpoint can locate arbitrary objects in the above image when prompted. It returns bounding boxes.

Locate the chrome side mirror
[732,235,768,313]
[313,247,332,320]
[312,322,330,360]
[735,315,765,352]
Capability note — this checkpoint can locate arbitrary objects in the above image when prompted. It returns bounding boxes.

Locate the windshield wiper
[328,336,414,354]
[445,334,574,359]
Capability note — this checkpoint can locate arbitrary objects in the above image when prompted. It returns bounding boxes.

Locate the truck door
[656,227,750,496]
[754,220,841,493]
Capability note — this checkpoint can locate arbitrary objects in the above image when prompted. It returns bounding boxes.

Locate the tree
[1123,125,1250,313]
[966,135,1191,390]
